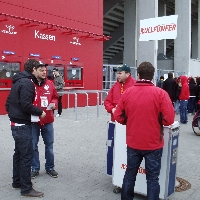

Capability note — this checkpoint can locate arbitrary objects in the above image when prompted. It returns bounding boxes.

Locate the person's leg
[145,148,163,200]
[58,96,62,115]
[41,123,55,171]
[11,125,33,194]
[179,100,184,123]
[121,147,143,200]
[184,100,188,122]
[191,97,196,114]
[31,123,41,173]
[12,128,21,188]
[188,98,192,113]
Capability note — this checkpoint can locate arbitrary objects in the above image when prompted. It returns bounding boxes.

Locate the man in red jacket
[113,62,174,200]
[179,75,190,124]
[28,62,59,179]
[104,64,136,121]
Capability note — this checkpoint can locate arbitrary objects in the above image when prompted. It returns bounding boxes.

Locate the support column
[124,0,136,67]
[136,0,158,82]
[174,0,191,75]
[158,0,166,55]
[192,21,198,59]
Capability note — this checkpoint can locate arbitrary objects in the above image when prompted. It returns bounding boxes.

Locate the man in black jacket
[163,72,176,105]
[5,59,46,198]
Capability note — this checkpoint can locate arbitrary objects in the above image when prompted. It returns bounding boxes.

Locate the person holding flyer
[29,61,59,179]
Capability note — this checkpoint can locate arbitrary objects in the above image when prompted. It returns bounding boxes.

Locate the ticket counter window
[47,65,64,80]
[0,62,20,87]
[66,66,83,87]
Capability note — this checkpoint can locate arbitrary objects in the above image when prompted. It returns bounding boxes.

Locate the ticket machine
[0,61,20,88]
[66,65,83,87]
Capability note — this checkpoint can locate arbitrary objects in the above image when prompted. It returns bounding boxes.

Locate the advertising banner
[139,15,178,41]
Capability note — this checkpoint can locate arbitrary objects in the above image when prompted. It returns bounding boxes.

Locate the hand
[112,108,116,114]
[51,105,56,110]
[40,111,46,118]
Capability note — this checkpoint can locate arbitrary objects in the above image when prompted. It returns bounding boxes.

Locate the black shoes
[21,188,44,198]
[31,171,39,179]
[46,169,58,178]
[31,169,58,178]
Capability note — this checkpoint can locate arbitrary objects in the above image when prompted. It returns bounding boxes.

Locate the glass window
[0,62,20,79]
[47,65,64,80]
[67,67,82,80]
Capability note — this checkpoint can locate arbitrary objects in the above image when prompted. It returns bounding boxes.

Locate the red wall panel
[0,0,103,114]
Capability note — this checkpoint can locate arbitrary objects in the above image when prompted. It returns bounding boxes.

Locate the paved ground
[0,106,200,200]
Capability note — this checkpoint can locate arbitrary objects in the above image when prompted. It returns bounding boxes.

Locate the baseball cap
[52,68,58,72]
[38,61,48,67]
[114,64,131,73]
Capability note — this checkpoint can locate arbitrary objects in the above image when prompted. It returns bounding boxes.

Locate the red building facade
[0,0,104,114]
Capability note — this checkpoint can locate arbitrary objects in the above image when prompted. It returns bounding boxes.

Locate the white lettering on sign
[70,37,81,45]
[34,30,55,41]
[1,25,17,35]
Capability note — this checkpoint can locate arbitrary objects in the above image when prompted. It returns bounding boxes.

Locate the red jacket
[34,79,58,125]
[104,76,136,121]
[179,76,190,100]
[113,80,174,150]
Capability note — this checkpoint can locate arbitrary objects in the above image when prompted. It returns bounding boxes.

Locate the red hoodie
[179,76,190,100]
[104,76,136,121]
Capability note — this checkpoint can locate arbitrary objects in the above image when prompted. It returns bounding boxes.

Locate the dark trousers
[121,146,163,200]
[11,125,33,194]
[58,96,62,115]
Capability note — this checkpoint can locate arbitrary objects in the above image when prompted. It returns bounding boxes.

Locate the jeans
[180,100,188,123]
[121,146,163,200]
[32,123,55,172]
[11,125,33,194]
[174,100,180,114]
[188,97,195,113]
[58,96,62,115]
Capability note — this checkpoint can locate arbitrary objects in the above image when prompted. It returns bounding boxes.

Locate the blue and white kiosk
[106,121,180,200]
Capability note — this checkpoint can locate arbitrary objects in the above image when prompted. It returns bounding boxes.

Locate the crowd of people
[157,73,200,124]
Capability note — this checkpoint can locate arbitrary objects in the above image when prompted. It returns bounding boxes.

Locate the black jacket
[5,70,43,125]
[163,78,176,102]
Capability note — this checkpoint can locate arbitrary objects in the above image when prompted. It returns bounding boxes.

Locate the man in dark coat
[163,72,176,104]
[5,59,46,198]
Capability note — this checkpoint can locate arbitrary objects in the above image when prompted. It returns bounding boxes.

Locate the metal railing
[58,90,108,121]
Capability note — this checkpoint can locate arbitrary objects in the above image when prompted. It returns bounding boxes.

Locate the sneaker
[46,169,58,178]
[31,171,39,179]
[12,182,34,189]
[55,114,60,117]
[21,188,44,198]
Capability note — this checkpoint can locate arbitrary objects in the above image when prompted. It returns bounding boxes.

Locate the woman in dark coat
[188,77,197,115]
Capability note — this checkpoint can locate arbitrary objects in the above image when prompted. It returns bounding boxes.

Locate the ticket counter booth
[46,63,83,88]
[0,61,21,88]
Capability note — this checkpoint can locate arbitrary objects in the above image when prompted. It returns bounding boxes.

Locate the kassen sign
[139,15,178,41]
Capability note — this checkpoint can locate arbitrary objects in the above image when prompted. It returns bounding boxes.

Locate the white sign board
[139,15,178,41]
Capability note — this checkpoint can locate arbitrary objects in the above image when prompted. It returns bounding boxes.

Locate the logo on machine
[34,30,56,41]
[70,37,81,45]
[1,25,17,35]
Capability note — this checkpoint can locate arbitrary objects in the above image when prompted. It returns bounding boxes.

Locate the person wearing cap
[5,59,46,198]
[104,64,136,121]
[30,62,59,179]
[113,61,174,200]
[52,68,65,117]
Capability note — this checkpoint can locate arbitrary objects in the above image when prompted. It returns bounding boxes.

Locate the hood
[180,76,188,85]
[12,70,32,84]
